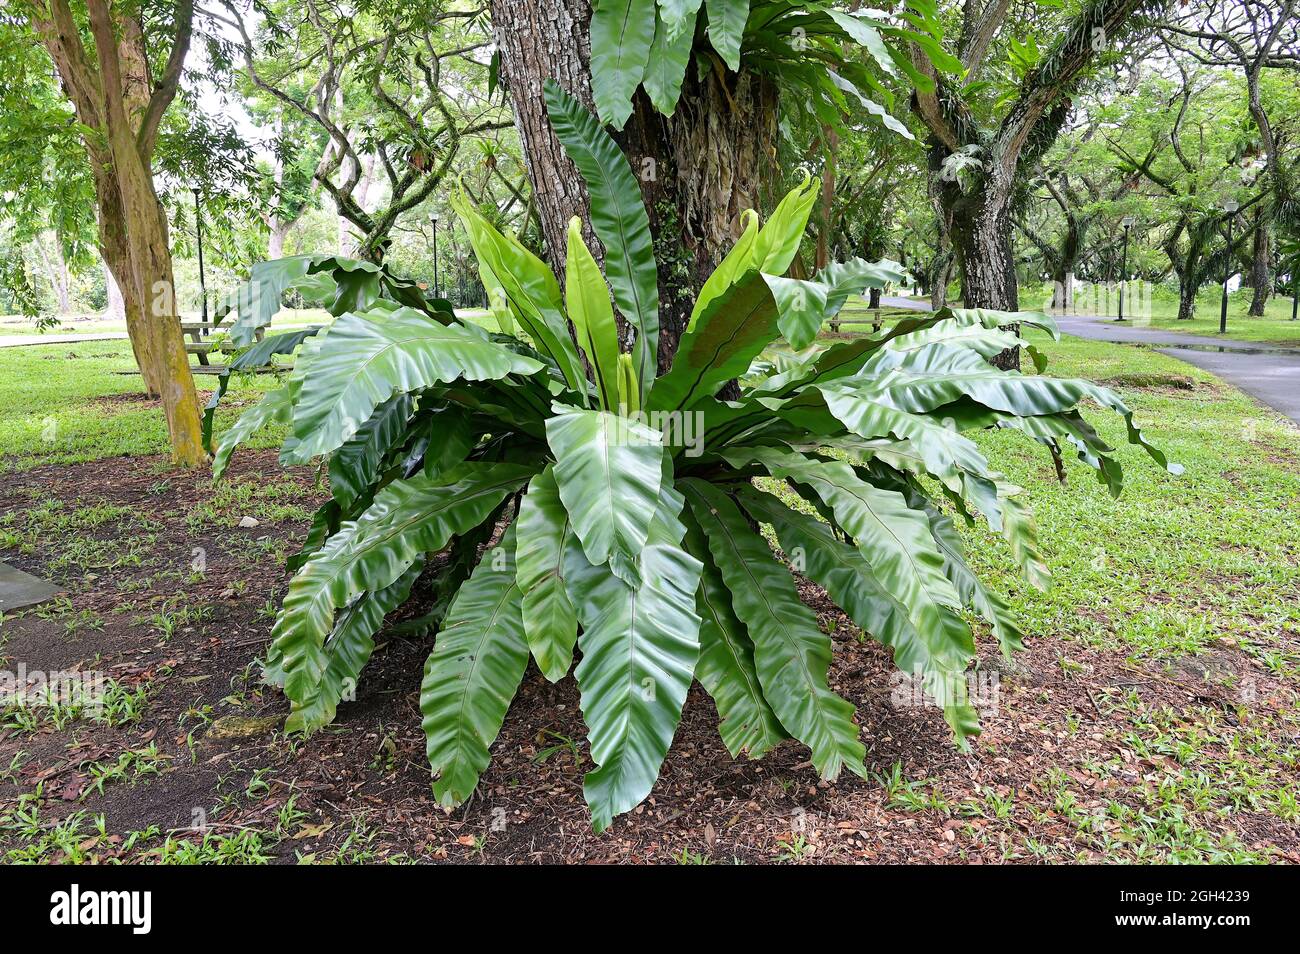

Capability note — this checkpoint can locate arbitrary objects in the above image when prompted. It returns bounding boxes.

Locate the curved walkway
[1053,313,1300,426]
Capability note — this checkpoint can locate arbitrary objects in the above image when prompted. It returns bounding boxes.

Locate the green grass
[771,329,1300,862]
[1131,289,1297,345]
[0,340,286,473]
[0,306,335,337]
[0,306,497,474]
[955,331,1300,662]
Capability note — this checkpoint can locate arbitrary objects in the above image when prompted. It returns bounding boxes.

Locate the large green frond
[515,466,579,682]
[681,479,867,781]
[545,404,664,571]
[271,462,533,711]
[286,306,543,463]
[421,529,529,807]
[567,479,702,832]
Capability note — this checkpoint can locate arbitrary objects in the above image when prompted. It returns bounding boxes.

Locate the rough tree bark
[1248,210,1272,316]
[488,0,779,371]
[27,0,206,466]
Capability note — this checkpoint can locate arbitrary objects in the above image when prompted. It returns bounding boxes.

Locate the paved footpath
[0,332,128,348]
[1053,313,1300,426]
[881,299,1300,426]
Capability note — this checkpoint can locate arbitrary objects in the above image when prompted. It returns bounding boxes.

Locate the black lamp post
[192,187,208,328]
[1220,197,1238,335]
[1116,215,1134,322]
[429,211,440,300]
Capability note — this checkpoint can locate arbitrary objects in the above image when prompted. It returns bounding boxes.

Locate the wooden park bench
[181,318,264,375]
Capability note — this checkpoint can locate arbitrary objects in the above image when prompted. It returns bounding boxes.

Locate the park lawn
[0,340,287,474]
[0,332,1297,863]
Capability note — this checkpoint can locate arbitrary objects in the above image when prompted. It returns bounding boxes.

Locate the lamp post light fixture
[429,212,440,301]
[1117,215,1135,322]
[1220,197,1239,335]
[192,187,209,329]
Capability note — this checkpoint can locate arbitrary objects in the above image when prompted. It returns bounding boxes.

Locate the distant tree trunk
[102,257,125,322]
[1248,210,1272,316]
[269,221,290,260]
[911,0,1164,368]
[814,126,838,271]
[489,0,778,371]
[33,233,73,314]
[927,197,954,309]
[928,253,953,310]
[267,114,294,259]
[1051,216,1082,310]
[1176,277,1198,322]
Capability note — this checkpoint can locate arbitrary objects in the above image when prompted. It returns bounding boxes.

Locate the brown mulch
[0,453,1296,864]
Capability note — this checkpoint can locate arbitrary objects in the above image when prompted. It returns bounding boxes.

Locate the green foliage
[584,0,948,135]
[212,100,1177,831]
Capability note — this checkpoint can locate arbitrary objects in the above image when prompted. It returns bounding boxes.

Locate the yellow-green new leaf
[452,192,586,393]
[752,175,820,275]
[564,217,622,410]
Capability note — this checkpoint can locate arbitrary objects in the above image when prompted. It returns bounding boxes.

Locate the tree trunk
[269,222,290,260]
[31,0,202,463]
[97,176,163,397]
[1248,211,1272,317]
[106,140,205,465]
[489,0,778,372]
[1176,274,1197,321]
[928,253,953,310]
[85,0,206,467]
[947,187,1019,368]
[34,233,73,314]
[814,127,838,270]
[103,257,125,322]
[267,115,293,259]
